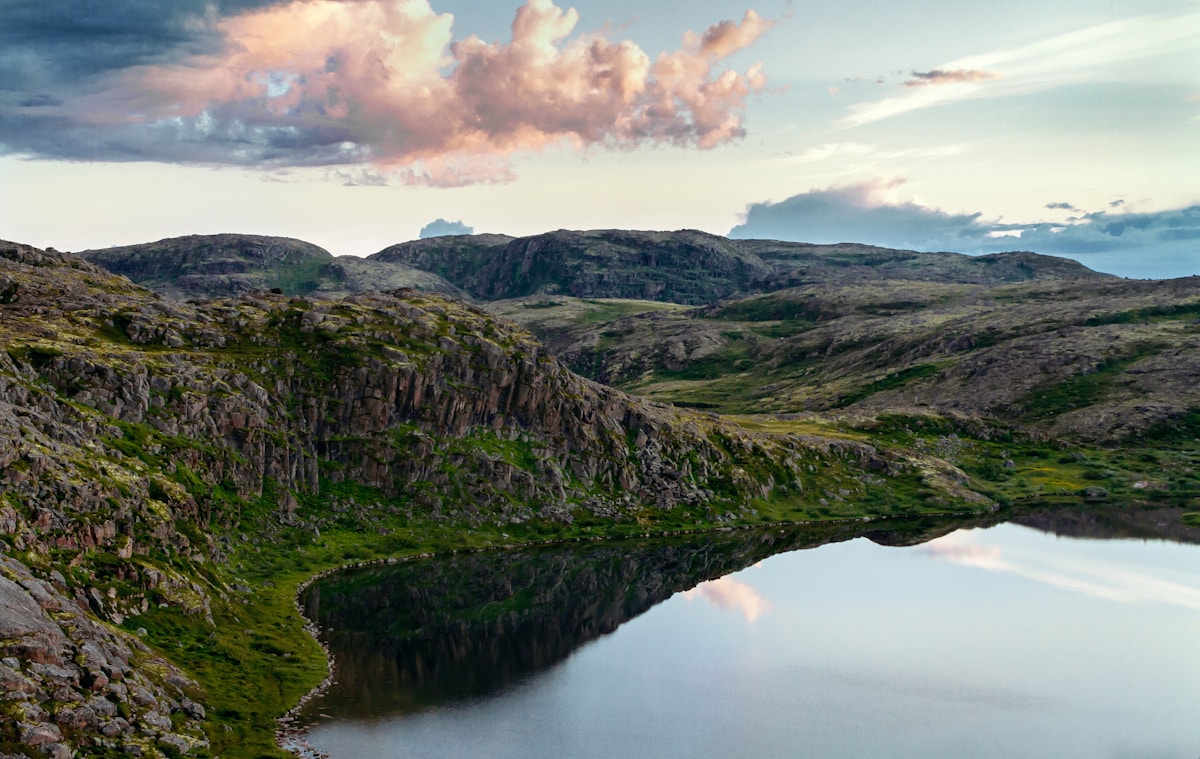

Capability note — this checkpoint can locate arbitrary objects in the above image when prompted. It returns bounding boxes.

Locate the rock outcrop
[0,556,208,759]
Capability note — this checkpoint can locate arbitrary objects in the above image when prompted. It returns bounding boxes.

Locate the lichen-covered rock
[0,556,206,756]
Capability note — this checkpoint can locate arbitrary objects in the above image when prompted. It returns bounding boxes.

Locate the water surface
[300,510,1200,758]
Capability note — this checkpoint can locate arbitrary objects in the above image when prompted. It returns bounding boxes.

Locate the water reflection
[299,506,1200,738]
[682,575,772,622]
[299,519,909,721]
[919,527,1200,611]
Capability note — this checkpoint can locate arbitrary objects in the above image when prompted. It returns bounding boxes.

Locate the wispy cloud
[0,1,773,186]
[683,575,772,622]
[841,8,1200,127]
[776,141,967,166]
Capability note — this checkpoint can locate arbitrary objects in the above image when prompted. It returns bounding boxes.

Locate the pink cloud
[903,68,1003,88]
[90,0,772,185]
[683,575,772,622]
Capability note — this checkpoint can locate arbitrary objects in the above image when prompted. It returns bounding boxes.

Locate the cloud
[0,1,276,87]
[419,218,475,238]
[729,179,985,250]
[333,168,390,187]
[730,180,1200,279]
[842,7,1200,127]
[0,1,773,185]
[903,69,1002,88]
[682,575,771,622]
[773,141,967,167]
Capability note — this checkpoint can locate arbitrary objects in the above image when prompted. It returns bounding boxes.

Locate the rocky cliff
[0,240,993,758]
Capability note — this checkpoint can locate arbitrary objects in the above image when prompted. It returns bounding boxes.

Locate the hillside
[78,234,464,301]
[372,229,1110,304]
[80,231,1110,308]
[1,240,1011,759]
[490,277,1200,442]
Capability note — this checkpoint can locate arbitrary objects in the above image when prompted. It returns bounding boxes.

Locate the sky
[1,0,1197,278]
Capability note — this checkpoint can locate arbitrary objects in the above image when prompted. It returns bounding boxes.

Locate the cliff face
[1,240,991,757]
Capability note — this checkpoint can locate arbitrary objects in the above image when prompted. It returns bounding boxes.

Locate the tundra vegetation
[1,232,1197,758]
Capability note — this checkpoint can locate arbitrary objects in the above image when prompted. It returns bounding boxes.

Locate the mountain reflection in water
[298,506,1199,727]
[298,518,948,721]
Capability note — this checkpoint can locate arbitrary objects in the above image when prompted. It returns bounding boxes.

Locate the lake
[297,509,1200,758]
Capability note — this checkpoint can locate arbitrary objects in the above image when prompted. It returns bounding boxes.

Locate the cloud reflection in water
[682,575,771,622]
[918,532,1200,612]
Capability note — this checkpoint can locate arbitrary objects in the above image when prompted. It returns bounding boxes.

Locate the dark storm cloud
[730,184,1200,279]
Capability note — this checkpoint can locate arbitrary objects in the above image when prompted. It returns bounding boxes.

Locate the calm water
[300,511,1200,758]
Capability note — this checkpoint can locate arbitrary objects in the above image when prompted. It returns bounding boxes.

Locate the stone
[19,721,62,747]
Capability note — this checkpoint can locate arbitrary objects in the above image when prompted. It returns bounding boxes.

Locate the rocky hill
[80,230,1110,308]
[78,234,464,301]
[1,240,1004,758]
[372,229,1109,304]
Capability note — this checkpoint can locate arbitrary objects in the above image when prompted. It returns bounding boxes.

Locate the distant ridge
[81,229,1112,305]
[373,229,1113,304]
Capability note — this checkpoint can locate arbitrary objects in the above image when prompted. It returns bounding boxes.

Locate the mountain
[78,234,465,301]
[372,229,1110,304]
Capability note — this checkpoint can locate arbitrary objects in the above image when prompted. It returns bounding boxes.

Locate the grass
[270,258,329,296]
[1021,342,1165,421]
[833,362,943,408]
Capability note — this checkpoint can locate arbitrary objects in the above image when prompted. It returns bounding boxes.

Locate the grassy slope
[496,280,1200,437]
